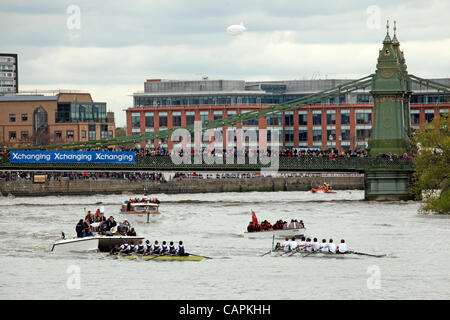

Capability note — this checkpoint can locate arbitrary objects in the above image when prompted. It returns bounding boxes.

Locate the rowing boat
[110,253,204,261]
[270,250,385,258]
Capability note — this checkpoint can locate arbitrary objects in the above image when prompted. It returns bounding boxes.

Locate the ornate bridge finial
[386,20,390,36]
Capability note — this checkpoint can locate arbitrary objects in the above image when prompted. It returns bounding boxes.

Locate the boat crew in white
[337,239,348,253]
[327,239,336,253]
[320,239,329,253]
[311,238,321,252]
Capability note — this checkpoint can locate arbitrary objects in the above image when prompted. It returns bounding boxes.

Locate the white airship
[226,22,246,36]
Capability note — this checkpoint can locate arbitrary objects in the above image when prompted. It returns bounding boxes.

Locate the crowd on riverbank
[0,171,167,182]
[0,170,362,182]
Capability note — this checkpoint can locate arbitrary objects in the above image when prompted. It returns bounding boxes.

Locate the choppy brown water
[0,190,449,299]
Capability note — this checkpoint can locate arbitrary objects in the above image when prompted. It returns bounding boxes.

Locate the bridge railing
[0,154,414,171]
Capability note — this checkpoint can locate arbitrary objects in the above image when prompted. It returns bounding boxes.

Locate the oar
[187,253,213,259]
[349,251,386,258]
[260,250,272,257]
[145,252,167,260]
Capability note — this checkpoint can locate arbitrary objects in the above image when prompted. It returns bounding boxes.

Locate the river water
[0,190,449,300]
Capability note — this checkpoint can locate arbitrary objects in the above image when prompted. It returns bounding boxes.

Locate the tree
[411,113,449,214]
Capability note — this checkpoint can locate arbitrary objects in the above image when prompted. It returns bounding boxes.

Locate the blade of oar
[350,251,386,258]
[187,253,213,259]
[260,250,272,257]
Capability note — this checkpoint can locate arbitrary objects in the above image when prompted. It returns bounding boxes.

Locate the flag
[251,210,258,225]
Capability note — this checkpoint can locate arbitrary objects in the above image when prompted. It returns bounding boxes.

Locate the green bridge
[4,22,449,200]
[0,155,413,172]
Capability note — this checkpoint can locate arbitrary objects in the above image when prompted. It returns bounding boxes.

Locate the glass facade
[56,103,107,123]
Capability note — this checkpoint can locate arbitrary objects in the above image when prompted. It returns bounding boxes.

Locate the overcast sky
[1,0,449,126]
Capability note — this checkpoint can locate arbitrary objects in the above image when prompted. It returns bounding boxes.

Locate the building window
[298,128,308,141]
[284,112,294,126]
[172,112,181,127]
[145,112,154,127]
[341,127,351,141]
[131,113,140,128]
[214,111,223,121]
[9,131,16,140]
[312,112,321,125]
[21,114,28,122]
[341,110,350,124]
[327,112,336,125]
[55,131,62,139]
[356,111,372,124]
[356,128,371,140]
[312,128,322,141]
[327,127,336,141]
[159,112,168,127]
[186,112,195,126]
[88,124,96,140]
[267,114,282,126]
[9,114,16,122]
[410,113,420,125]
[21,131,29,140]
[284,127,294,142]
[108,130,113,138]
[298,112,308,125]
[200,111,209,123]
[242,110,258,126]
[81,130,86,139]
[67,130,74,139]
[425,111,435,123]
[100,124,108,139]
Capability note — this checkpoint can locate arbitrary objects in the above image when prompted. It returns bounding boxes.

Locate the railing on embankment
[0,155,414,172]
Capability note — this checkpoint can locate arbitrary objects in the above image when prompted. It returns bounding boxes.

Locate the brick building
[0,91,115,148]
[126,78,449,151]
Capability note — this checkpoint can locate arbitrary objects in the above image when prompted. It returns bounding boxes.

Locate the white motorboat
[244,228,306,239]
[120,201,160,223]
[51,235,144,253]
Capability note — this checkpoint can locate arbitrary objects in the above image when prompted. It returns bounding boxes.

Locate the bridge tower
[365,21,414,201]
[368,20,412,155]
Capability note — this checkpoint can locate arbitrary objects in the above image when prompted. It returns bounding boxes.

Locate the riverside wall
[0,174,364,196]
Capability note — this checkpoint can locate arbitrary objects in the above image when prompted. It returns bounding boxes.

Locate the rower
[337,239,348,254]
[289,237,298,251]
[312,238,321,252]
[110,245,120,255]
[177,241,186,256]
[328,239,336,254]
[297,236,306,251]
[144,240,152,255]
[161,241,168,253]
[320,239,329,253]
[127,228,137,236]
[283,237,290,252]
[168,241,177,255]
[274,242,281,251]
[152,240,161,254]
[135,240,146,254]
[119,242,129,254]
[304,238,313,252]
